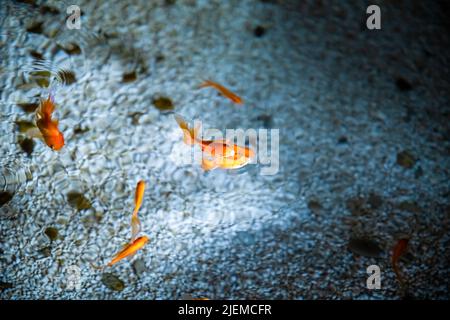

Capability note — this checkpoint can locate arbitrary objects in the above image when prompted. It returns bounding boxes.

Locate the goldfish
[131,180,145,241]
[31,94,64,151]
[199,80,243,104]
[174,114,255,171]
[392,238,409,285]
[107,236,149,267]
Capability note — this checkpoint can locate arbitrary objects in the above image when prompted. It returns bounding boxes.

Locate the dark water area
[0,0,449,299]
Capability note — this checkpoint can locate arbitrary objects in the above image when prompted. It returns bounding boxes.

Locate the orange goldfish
[131,180,145,241]
[174,114,255,171]
[199,80,243,104]
[392,238,409,285]
[107,236,149,267]
[34,95,64,150]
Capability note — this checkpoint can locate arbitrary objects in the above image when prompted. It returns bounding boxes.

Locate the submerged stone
[67,192,92,210]
[57,69,77,85]
[0,191,14,207]
[132,258,148,277]
[15,120,36,133]
[44,227,59,241]
[101,273,125,291]
[152,96,174,111]
[60,43,82,55]
[38,246,52,257]
[29,70,51,88]
[395,77,413,91]
[19,137,35,156]
[348,238,382,258]
[396,150,416,169]
[17,102,39,113]
[122,71,137,83]
[26,21,44,34]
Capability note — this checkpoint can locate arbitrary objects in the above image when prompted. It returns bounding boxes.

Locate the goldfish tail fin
[198,79,213,89]
[131,215,141,242]
[37,95,55,119]
[174,114,198,145]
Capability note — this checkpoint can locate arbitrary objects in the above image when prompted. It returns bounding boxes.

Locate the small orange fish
[392,238,409,285]
[107,236,149,267]
[131,180,145,241]
[34,95,64,150]
[175,114,255,171]
[199,80,243,104]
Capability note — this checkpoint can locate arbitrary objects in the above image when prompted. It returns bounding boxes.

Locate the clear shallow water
[1,0,449,299]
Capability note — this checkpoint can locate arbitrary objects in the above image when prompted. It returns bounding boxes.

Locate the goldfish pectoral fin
[25,127,44,140]
[201,158,217,171]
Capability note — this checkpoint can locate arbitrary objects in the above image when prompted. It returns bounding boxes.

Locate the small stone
[17,102,39,113]
[253,26,266,37]
[0,191,14,207]
[101,273,125,291]
[132,258,148,276]
[348,238,382,258]
[15,120,36,133]
[44,227,58,241]
[29,70,51,88]
[396,150,416,169]
[40,5,60,15]
[29,50,44,60]
[307,199,322,214]
[60,43,81,55]
[152,96,174,111]
[337,136,348,144]
[256,114,272,128]
[129,112,145,125]
[122,71,137,83]
[155,53,165,62]
[38,246,52,257]
[19,137,35,156]
[26,21,44,34]
[67,191,92,210]
[165,0,176,6]
[395,77,413,91]
[56,69,77,85]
